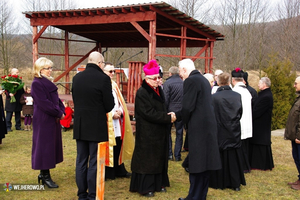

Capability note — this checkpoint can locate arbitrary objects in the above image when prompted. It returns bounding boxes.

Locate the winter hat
[243,71,249,85]
[143,59,160,76]
[231,67,244,78]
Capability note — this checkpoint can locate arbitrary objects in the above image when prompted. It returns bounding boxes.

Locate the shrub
[263,53,296,130]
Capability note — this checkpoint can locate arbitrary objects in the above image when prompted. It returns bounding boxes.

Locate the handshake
[168,112,177,123]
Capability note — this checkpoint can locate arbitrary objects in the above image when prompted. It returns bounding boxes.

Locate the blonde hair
[33,57,53,78]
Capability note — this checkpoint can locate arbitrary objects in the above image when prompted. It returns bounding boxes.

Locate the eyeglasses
[43,67,53,70]
[147,76,161,81]
[98,61,105,65]
[106,70,115,74]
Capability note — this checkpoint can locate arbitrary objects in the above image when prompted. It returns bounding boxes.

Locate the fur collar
[141,80,165,103]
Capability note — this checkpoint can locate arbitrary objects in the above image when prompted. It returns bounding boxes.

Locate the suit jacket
[72,63,114,142]
[250,88,273,145]
[163,74,183,112]
[180,70,221,173]
[5,88,24,112]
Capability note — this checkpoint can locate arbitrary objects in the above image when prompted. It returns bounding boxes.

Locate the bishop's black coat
[131,80,171,174]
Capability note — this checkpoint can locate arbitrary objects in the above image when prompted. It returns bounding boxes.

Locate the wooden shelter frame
[24,2,224,95]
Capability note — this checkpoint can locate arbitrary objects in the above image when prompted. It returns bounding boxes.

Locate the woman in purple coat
[31,57,65,188]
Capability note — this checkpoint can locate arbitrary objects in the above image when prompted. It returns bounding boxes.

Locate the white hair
[203,73,214,83]
[178,59,195,71]
[214,69,223,76]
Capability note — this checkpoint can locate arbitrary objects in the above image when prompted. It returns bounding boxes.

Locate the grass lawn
[0,128,299,200]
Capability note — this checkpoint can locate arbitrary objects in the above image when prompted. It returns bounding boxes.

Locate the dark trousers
[6,111,21,129]
[292,141,300,180]
[76,140,99,200]
[168,120,183,159]
[186,171,210,200]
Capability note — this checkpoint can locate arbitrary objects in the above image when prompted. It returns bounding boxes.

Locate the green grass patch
[0,129,299,199]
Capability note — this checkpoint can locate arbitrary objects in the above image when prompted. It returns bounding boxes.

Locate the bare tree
[168,0,214,24]
[212,0,272,71]
[274,0,300,70]
[0,0,22,74]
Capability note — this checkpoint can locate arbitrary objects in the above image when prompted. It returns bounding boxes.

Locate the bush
[263,53,296,130]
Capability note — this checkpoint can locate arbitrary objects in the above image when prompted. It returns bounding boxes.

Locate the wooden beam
[65,31,70,94]
[32,26,38,66]
[121,8,128,14]
[131,7,137,13]
[113,8,119,14]
[156,33,216,42]
[53,46,98,82]
[192,43,209,62]
[130,21,151,42]
[33,25,49,44]
[30,11,156,26]
[150,5,215,39]
[149,19,156,61]
[155,54,214,59]
[209,41,214,73]
[180,26,187,60]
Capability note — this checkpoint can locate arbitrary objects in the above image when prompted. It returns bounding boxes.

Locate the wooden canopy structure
[23,1,224,98]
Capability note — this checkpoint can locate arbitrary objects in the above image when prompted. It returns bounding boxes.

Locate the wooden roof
[24,1,224,48]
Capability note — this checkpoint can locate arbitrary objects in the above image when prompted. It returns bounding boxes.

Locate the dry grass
[1,127,300,200]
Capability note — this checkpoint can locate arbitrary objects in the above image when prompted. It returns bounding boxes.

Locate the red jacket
[60,106,73,128]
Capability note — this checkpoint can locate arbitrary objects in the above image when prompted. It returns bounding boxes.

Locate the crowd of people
[2,51,300,199]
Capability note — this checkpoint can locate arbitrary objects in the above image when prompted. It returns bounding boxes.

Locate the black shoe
[175,157,182,161]
[168,155,173,160]
[7,129,12,132]
[232,187,240,191]
[16,128,23,130]
[40,170,58,188]
[143,192,154,197]
[184,167,189,173]
[161,187,167,192]
[125,172,132,178]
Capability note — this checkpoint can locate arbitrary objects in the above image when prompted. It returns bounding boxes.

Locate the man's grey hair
[261,77,271,87]
[178,59,195,71]
[169,66,179,75]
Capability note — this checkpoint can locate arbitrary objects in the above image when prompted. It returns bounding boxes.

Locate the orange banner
[96,142,108,200]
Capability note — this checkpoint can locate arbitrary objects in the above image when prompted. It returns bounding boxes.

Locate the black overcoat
[0,95,7,140]
[131,80,171,174]
[212,86,242,150]
[250,88,273,145]
[72,63,114,142]
[181,70,221,173]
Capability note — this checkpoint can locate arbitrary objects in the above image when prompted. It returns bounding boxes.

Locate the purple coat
[31,77,65,170]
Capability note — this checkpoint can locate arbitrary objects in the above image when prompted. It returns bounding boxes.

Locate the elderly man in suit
[177,59,221,200]
[72,51,114,200]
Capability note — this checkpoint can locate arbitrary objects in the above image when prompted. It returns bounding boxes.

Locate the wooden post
[96,142,108,200]
[32,26,38,66]
[65,31,70,94]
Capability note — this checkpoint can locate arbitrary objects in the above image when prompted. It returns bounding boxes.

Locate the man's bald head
[88,51,104,65]
[11,68,19,75]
